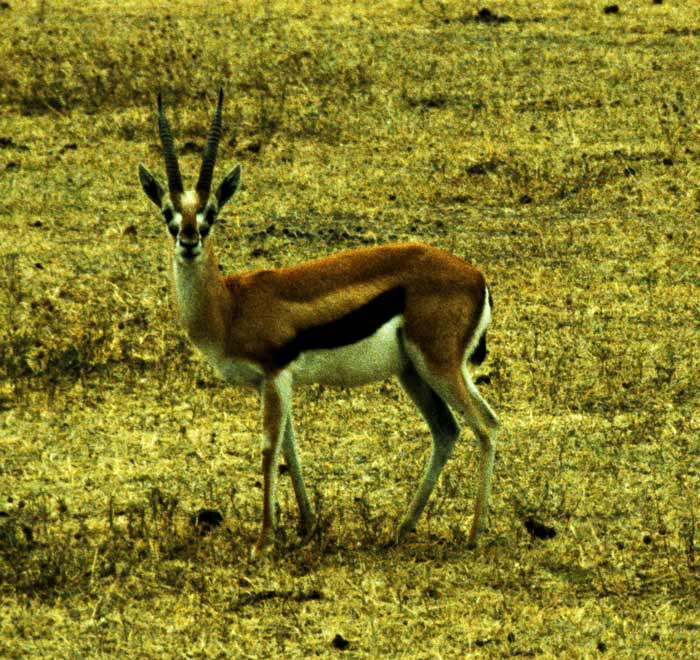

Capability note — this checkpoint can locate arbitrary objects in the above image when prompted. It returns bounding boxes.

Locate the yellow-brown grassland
[1,0,699,657]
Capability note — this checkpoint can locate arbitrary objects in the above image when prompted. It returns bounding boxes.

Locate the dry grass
[1,0,700,657]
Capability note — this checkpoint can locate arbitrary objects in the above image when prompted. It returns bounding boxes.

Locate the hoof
[299,515,318,546]
[250,538,273,561]
[395,520,416,545]
[467,525,484,549]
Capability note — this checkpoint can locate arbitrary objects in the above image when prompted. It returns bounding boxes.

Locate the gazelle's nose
[180,223,198,242]
[177,237,201,260]
[177,222,201,259]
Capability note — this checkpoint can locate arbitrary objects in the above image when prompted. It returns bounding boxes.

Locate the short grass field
[1,0,700,657]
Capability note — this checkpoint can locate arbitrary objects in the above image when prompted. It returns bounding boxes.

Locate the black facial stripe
[272,286,406,368]
[167,221,178,237]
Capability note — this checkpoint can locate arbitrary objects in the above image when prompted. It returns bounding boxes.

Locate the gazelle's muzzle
[177,237,201,260]
[177,223,202,259]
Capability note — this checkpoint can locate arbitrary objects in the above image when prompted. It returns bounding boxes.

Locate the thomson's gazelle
[138,91,500,558]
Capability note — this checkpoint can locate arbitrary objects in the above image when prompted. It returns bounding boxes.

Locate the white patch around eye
[197,208,218,237]
[166,211,182,236]
[196,213,214,237]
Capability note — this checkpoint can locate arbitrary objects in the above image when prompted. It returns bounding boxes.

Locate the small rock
[474,7,512,24]
[524,517,556,540]
[191,508,223,534]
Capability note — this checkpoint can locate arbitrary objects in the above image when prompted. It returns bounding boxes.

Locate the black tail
[468,288,492,366]
[469,333,488,365]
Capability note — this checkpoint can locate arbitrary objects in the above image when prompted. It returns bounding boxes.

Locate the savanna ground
[1,0,699,657]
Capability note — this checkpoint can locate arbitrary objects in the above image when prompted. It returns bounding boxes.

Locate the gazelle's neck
[172,243,228,343]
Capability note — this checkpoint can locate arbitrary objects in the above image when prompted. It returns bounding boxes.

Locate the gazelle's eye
[199,224,210,239]
[163,207,178,237]
[205,207,216,224]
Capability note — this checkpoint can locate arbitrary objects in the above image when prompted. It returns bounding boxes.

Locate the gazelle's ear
[214,164,241,209]
[139,163,165,207]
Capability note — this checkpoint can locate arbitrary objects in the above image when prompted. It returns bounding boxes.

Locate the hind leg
[416,360,500,548]
[396,364,461,542]
[460,367,499,546]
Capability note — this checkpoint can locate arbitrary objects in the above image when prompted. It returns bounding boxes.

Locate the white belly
[291,316,407,387]
[195,316,406,389]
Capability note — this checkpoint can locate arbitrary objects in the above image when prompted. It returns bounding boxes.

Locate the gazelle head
[138,89,241,262]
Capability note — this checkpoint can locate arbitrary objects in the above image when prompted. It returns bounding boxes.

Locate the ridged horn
[157,93,184,196]
[196,88,223,199]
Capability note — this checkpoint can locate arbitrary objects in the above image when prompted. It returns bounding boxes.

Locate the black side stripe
[272,286,406,368]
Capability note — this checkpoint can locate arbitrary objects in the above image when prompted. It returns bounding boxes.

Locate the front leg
[282,416,316,539]
[252,371,292,559]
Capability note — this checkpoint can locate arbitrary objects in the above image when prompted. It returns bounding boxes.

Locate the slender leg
[428,366,499,547]
[252,372,292,559]
[414,360,499,548]
[461,367,499,547]
[282,416,315,538]
[396,365,461,542]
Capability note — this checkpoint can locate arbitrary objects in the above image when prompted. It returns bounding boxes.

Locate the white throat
[173,255,207,329]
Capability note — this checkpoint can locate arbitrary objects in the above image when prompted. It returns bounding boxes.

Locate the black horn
[157,93,184,196]
[196,88,223,199]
